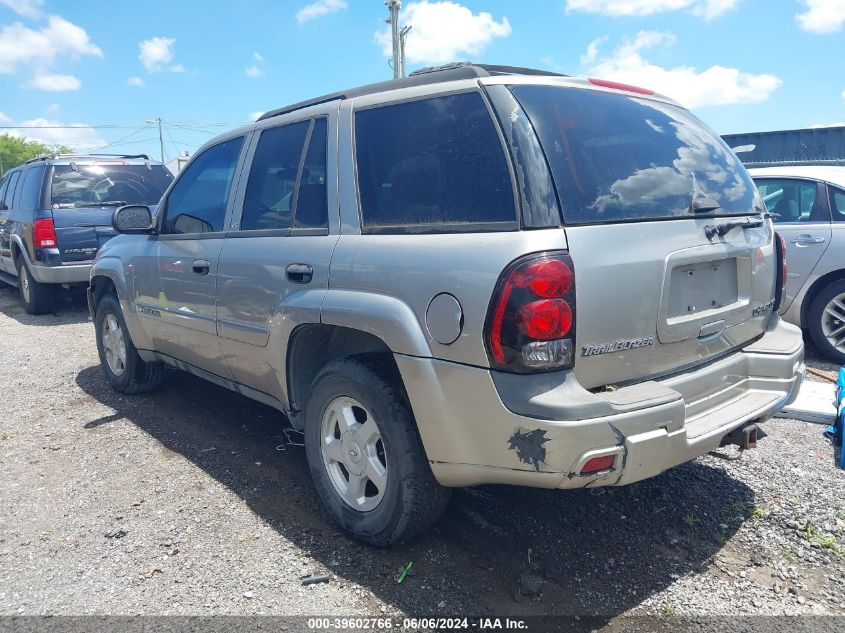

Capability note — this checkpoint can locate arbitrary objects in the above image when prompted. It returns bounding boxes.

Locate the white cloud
[126,76,144,87]
[811,122,845,128]
[245,65,262,78]
[45,103,59,113]
[585,31,782,108]
[296,0,347,24]
[26,72,80,91]
[842,89,845,99]
[581,36,609,64]
[8,118,104,149]
[375,1,511,65]
[0,15,102,74]
[796,0,845,33]
[0,111,11,123]
[253,52,264,62]
[0,0,43,18]
[566,0,739,19]
[249,111,265,121]
[138,36,184,73]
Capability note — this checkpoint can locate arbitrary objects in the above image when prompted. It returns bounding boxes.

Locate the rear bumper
[28,262,91,284]
[398,317,804,489]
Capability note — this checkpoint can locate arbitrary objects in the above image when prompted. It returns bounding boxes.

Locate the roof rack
[24,152,152,164]
[258,62,565,122]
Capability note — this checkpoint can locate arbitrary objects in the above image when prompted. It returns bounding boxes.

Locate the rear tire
[94,293,164,394]
[16,258,54,315]
[808,279,845,364]
[304,354,451,546]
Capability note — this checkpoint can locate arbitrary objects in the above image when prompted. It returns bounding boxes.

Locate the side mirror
[113,205,155,234]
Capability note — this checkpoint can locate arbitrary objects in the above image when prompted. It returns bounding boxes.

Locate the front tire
[304,355,451,546]
[16,259,54,315]
[94,293,163,394]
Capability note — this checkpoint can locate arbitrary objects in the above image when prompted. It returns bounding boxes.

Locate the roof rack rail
[258,62,566,122]
[24,152,152,165]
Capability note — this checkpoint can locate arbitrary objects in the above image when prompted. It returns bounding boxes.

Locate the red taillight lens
[774,232,787,311]
[486,252,576,373]
[33,218,57,249]
[521,299,572,340]
[581,455,615,474]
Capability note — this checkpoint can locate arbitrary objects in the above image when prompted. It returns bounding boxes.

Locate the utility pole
[145,118,164,163]
[385,0,401,79]
[399,25,412,78]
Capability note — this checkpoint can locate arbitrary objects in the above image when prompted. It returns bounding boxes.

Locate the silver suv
[88,64,805,545]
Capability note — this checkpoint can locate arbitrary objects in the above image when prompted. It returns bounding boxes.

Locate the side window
[3,171,21,210]
[755,178,823,223]
[831,187,845,222]
[17,166,46,211]
[354,92,515,230]
[241,121,309,231]
[294,118,328,229]
[0,175,8,211]
[163,136,244,234]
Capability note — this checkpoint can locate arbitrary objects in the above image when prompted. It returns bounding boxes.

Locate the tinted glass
[51,165,172,208]
[241,121,309,231]
[754,179,825,223]
[163,137,244,234]
[18,165,45,211]
[0,175,8,211]
[294,118,328,229]
[3,172,20,210]
[830,187,845,221]
[355,92,515,228]
[511,85,761,224]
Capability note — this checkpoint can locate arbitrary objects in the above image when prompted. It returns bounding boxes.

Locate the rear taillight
[774,232,787,311]
[485,252,576,373]
[33,218,57,249]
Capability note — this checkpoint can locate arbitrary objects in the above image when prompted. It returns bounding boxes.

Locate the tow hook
[720,423,764,450]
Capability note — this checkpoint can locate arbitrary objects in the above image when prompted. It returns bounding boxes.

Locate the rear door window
[17,165,45,211]
[510,85,761,224]
[354,91,516,231]
[754,179,826,223]
[294,118,328,229]
[830,186,845,221]
[2,171,21,210]
[241,121,309,231]
[163,136,244,234]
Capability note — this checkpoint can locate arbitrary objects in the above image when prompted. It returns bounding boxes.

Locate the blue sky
[1,0,844,163]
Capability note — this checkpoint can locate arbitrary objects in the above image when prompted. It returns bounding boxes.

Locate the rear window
[354,91,516,231]
[510,85,761,224]
[51,164,173,208]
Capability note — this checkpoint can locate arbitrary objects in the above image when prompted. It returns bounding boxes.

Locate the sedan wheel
[820,293,845,355]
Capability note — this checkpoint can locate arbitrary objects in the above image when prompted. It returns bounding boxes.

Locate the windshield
[51,164,173,208]
[510,85,763,224]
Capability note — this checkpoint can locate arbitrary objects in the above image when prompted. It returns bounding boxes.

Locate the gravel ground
[0,283,843,627]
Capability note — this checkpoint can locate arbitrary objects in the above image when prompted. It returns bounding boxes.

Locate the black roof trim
[257,62,566,122]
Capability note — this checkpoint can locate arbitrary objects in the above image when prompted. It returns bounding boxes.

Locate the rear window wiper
[705,216,764,240]
[689,194,721,214]
[71,200,128,207]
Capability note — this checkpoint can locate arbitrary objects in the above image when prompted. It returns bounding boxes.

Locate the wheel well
[287,324,398,427]
[89,276,117,313]
[800,269,845,329]
[11,241,21,265]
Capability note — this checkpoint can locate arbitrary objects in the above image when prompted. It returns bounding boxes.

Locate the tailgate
[52,207,117,263]
[567,219,776,389]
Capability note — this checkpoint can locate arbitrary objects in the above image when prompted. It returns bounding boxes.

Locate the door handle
[791,236,826,245]
[286,263,313,284]
[192,259,210,275]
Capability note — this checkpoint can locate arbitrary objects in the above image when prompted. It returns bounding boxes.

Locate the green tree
[0,134,73,175]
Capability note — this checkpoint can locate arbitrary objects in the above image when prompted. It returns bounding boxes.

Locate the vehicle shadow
[75,364,755,620]
[0,283,91,326]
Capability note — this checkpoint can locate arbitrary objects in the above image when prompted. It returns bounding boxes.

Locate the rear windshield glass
[510,85,761,224]
[51,164,173,208]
